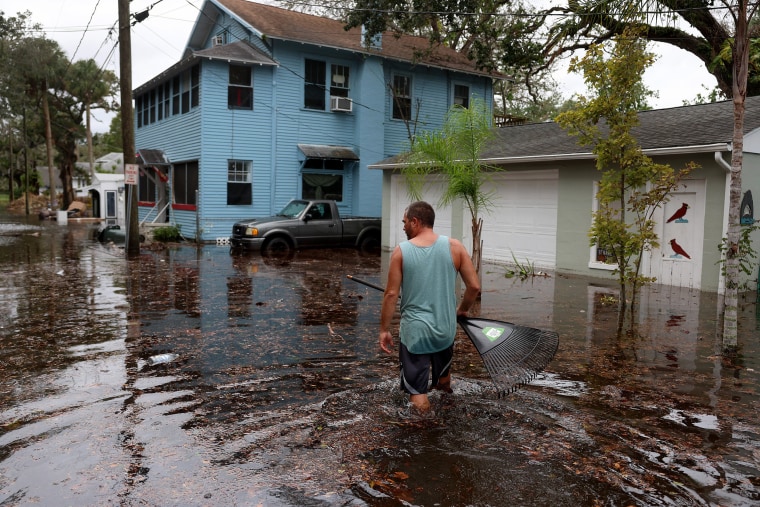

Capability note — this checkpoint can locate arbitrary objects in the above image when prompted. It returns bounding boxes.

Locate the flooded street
[0,211,758,506]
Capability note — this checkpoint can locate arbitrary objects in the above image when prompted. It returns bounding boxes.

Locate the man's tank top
[399,235,457,353]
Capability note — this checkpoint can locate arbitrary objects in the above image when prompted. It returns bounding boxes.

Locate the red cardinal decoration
[669,238,691,259]
[666,203,689,223]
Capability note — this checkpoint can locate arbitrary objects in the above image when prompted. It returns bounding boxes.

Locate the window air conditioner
[330,96,353,112]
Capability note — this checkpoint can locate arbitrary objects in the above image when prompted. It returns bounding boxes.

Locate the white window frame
[391,73,412,120]
[453,83,470,108]
[589,181,617,271]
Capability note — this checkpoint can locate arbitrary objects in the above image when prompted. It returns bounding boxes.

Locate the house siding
[134,1,496,241]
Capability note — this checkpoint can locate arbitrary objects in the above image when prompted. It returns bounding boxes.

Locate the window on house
[172,76,180,115]
[105,191,117,218]
[301,157,348,201]
[302,173,343,201]
[141,93,151,127]
[330,64,350,98]
[138,167,157,203]
[392,74,412,120]
[157,86,164,121]
[228,65,252,110]
[149,88,156,124]
[159,81,172,118]
[181,70,191,114]
[190,64,200,108]
[173,161,199,208]
[589,181,620,270]
[227,160,252,205]
[304,59,326,110]
[136,95,143,128]
[454,84,470,108]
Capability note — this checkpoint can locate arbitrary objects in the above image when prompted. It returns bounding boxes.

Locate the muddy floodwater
[0,212,758,506]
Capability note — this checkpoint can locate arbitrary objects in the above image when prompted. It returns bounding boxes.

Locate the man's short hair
[406,201,435,228]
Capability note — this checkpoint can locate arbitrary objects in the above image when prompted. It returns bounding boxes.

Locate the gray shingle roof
[371,96,760,168]
[480,95,760,161]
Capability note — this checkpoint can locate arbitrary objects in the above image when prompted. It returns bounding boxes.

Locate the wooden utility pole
[118,0,140,256]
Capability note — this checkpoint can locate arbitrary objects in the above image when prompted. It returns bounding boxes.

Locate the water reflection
[0,210,758,506]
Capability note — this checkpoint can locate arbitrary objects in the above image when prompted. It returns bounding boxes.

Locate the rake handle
[346,275,386,292]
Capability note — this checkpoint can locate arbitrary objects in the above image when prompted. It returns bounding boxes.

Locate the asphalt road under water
[0,213,758,506]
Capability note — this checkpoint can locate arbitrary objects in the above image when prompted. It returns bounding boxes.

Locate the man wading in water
[379,201,481,419]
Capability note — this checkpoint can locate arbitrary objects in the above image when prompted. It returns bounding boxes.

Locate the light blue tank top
[399,235,457,353]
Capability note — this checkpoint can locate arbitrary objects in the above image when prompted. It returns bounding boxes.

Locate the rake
[347,275,559,395]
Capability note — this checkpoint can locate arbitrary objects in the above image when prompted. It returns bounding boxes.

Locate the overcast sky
[3,0,719,133]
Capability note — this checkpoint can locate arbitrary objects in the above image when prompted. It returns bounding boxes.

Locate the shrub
[152,225,182,242]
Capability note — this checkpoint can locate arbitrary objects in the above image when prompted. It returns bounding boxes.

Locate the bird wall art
[669,238,691,259]
[666,203,689,223]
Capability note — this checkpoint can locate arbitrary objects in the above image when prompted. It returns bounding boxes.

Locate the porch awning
[136,149,171,166]
[298,144,359,161]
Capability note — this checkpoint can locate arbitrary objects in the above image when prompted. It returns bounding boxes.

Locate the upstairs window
[149,89,156,124]
[454,84,470,108]
[330,64,350,98]
[136,95,143,128]
[157,85,165,121]
[304,59,326,110]
[228,65,252,109]
[160,81,171,119]
[190,64,200,108]
[172,76,181,115]
[392,74,412,120]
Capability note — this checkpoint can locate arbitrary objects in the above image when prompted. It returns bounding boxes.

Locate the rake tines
[459,318,559,395]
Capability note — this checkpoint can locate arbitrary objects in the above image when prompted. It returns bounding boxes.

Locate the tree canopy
[0,10,119,208]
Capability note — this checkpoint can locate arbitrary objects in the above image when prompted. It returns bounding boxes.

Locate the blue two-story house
[133,0,496,241]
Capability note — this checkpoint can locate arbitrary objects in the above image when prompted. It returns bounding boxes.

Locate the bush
[152,225,182,242]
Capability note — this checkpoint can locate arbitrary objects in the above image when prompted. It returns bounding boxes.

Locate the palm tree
[404,98,499,276]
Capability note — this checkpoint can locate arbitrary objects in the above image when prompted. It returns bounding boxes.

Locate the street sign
[125,164,138,185]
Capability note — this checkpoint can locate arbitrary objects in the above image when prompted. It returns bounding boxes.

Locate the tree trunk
[42,87,57,208]
[722,0,750,352]
[87,102,95,177]
[60,159,75,210]
[7,122,14,200]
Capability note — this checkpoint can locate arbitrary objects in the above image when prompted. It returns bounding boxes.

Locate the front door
[645,179,705,289]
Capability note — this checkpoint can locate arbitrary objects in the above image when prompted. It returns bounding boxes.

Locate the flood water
[0,211,758,506]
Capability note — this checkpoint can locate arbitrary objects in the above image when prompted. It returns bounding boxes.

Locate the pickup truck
[229,199,381,254]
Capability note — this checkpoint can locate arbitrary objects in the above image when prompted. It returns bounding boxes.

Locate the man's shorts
[399,343,454,395]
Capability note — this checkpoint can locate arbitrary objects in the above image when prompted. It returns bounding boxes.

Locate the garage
[387,170,558,269]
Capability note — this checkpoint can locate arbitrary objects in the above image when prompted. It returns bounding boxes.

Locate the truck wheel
[263,236,292,256]
[359,234,380,254]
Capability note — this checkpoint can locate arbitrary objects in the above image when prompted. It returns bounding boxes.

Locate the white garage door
[474,170,558,269]
[389,170,558,269]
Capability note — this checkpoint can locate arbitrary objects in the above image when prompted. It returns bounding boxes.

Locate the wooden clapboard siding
[134,0,496,241]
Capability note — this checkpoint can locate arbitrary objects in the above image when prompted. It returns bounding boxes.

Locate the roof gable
[208,0,494,78]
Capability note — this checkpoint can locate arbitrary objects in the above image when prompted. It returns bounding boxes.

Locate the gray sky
[3,0,718,133]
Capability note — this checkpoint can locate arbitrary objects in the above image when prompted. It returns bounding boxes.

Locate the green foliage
[556,26,694,309]
[504,251,536,279]
[717,222,760,291]
[152,225,182,243]
[403,98,499,273]
[405,98,497,219]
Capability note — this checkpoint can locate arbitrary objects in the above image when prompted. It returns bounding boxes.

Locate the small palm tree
[404,98,500,275]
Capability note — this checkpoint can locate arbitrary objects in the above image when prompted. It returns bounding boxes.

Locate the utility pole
[118,0,140,257]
